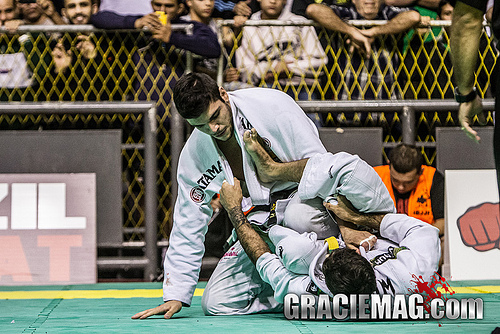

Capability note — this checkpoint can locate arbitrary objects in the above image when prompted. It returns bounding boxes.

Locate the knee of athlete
[322,248,377,295]
[283,202,326,232]
[201,290,218,316]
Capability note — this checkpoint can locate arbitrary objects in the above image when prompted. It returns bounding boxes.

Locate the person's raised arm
[39,0,65,25]
[219,178,271,264]
[450,1,487,142]
[362,10,421,37]
[90,11,141,29]
[305,3,373,56]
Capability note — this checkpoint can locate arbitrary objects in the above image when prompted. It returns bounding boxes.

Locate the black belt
[222,187,298,252]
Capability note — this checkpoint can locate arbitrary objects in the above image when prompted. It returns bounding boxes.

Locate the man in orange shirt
[374,144,444,239]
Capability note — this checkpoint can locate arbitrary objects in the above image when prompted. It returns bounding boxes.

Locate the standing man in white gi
[132,73,394,319]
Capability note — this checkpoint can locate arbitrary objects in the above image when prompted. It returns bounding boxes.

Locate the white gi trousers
[201,196,336,315]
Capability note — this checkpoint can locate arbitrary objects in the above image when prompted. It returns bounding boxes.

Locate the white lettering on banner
[38,183,86,229]
[0,183,86,229]
[12,183,37,229]
[0,183,7,229]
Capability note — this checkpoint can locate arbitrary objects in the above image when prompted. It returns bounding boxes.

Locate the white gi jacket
[257,215,440,302]
[236,10,327,86]
[255,153,439,303]
[164,88,326,305]
[164,90,394,305]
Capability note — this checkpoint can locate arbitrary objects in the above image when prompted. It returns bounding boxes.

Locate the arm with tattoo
[220,178,271,264]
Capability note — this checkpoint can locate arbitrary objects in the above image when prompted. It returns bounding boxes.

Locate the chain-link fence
[0,25,195,252]
[0,21,497,251]
[218,19,497,163]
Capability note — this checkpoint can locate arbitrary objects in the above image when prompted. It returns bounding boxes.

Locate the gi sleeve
[380,213,441,277]
[162,174,212,306]
[298,152,395,213]
[256,252,315,303]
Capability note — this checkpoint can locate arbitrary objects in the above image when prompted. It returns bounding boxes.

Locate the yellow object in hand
[155,11,167,25]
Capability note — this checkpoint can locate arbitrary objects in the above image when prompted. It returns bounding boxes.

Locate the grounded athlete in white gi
[220,179,440,309]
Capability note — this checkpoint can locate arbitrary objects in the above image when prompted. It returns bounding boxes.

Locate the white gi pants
[202,194,337,315]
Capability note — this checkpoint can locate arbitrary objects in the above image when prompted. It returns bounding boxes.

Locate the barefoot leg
[243,128,277,183]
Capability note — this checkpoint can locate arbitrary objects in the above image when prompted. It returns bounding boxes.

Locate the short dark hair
[322,248,376,296]
[388,143,424,174]
[437,0,451,17]
[173,72,223,119]
[63,0,98,7]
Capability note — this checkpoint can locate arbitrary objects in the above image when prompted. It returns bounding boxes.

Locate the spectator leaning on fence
[51,0,98,74]
[181,0,247,85]
[0,0,54,101]
[90,0,221,119]
[48,0,102,101]
[17,0,63,25]
[181,0,222,80]
[292,0,421,100]
[236,0,327,101]
[403,0,455,99]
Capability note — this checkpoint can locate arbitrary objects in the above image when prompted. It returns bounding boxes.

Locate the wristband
[454,87,477,103]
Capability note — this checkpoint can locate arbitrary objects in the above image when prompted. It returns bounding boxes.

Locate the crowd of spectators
[2,0,493,107]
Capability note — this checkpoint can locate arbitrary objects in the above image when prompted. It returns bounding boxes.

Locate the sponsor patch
[190,187,206,203]
[370,246,408,267]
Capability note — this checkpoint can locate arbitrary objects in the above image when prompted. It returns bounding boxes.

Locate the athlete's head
[388,143,424,195]
[322,247,376,295]
[174,73,234,141]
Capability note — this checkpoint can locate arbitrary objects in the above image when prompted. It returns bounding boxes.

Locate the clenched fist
[457,202,500,251]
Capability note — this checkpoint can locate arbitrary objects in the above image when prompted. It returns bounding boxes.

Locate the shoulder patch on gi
[370,246,409,267]
[306,280,321,295]
[377,277,395,295]
[190,186,206,203]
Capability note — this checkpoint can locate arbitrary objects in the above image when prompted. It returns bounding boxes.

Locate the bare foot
[243,128,278,183]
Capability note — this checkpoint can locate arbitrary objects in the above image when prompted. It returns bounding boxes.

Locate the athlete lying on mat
[218,130,441,303]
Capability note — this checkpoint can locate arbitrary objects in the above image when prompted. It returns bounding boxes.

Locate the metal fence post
[185,24,194,73]
[401,106,415,145]
[144,106,158,281]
